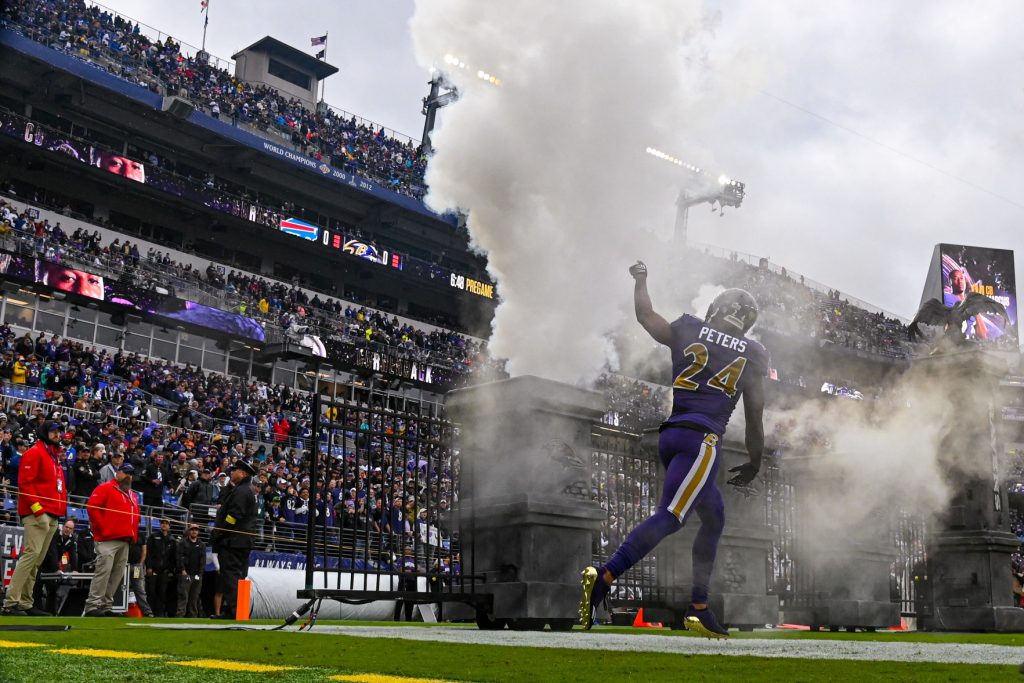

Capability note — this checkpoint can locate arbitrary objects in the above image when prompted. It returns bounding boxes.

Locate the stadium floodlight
[441,53,501,86]
[424,53,502,151]
[443,54,468,69]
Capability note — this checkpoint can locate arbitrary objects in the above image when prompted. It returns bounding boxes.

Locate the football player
[580,261,767,638]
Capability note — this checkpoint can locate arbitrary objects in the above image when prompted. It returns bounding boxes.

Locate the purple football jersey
[664,313,769,435]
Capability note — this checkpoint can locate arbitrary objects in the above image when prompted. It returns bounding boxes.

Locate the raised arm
[629,261,672,346]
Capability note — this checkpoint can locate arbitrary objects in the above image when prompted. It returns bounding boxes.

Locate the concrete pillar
[446,375,606,629]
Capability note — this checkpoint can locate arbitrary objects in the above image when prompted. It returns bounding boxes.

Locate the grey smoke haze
[410,0,726,384]
[761,357,1002,552]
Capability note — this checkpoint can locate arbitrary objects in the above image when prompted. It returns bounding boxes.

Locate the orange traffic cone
[126,601,142,618]
[632,608,662,628]
[234,579,251,621]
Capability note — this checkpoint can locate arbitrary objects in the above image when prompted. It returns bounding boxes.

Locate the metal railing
[297,376,483,612]
[0,483,188,535]
[588,423,929,620]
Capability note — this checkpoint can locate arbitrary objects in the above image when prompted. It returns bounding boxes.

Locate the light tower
[421,73,458,154]
[646,147,746,249]
[422,55,503,154]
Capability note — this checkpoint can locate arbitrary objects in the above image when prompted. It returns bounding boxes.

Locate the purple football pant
[602,427,724,604]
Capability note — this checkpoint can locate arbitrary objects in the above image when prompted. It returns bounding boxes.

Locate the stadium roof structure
[232,36,339,81]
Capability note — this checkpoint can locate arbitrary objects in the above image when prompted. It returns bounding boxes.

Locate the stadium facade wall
[4,196,477,341]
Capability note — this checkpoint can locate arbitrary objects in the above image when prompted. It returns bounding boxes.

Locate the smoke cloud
[763,355,1004,552]
[410,0,721,384]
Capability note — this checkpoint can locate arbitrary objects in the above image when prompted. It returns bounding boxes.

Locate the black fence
[587,425,928,620]
[296,373,489,615]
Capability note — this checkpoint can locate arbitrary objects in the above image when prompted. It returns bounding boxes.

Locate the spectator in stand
[83,462,139,616]
[140,451,168,508]
[2,420,67,617]
[98,448,122,484]
[181,467,216,518]
[71,447,100,498]
[0,425,15,482]
[176,523,206,617]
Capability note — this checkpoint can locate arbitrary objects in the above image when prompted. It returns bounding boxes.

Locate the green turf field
[0,619,1018,682]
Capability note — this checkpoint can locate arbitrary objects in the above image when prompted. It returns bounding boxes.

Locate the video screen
[34,261,105,300]
[105,279,164,312]
[280,217,319,241]
[344,239,387,265]
[0,253,35,282]
[0,111,93,164]
[149,299,266,343]
[940,244,1017,343]
[90,149,145,184]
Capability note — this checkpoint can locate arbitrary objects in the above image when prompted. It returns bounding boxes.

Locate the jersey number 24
[673,342,747,398]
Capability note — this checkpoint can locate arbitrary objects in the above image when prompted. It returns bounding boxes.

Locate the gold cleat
[579,566,598,630]
[684,614,730,639]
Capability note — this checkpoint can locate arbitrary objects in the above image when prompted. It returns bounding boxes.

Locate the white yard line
[135,623,1024,666]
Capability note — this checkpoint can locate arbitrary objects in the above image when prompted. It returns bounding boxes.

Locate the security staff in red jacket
[84,463,139,616]
[2,421,66,616]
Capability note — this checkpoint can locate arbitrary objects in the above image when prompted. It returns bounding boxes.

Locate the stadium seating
[0,194,502,382]
[2,0,428,199]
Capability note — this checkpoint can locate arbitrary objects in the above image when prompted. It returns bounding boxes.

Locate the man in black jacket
[145,519,177,617]
[141,452,169,508]
[71,449,100,499]
[181,469,217,518]
[175,524,206,617]
[209,460,257,619]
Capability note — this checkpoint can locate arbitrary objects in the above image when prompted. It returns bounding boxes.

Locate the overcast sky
[96,0,1022,321]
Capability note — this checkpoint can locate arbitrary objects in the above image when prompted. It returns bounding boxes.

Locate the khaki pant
[4,513,58,610]
[85,540,128,613]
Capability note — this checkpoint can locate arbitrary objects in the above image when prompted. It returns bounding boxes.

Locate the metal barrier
[587,425,929,625]
[0,392,103,425]
[591,426,668,604]
[296,373,488,618]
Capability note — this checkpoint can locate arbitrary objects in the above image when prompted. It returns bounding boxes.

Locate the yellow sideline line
[3,639,462,681]
[0,640,45,648]
[52,647,163,659]
[331,676,462,683]
[169,658,298,672]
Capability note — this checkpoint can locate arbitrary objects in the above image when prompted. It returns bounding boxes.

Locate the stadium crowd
[699,251,913,359]
[0,320,459,615]
[0,195,501,381]
[595,373,668,434]
[2,0,428,199]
